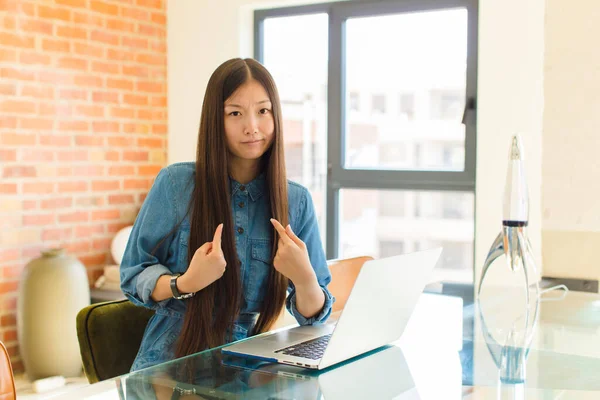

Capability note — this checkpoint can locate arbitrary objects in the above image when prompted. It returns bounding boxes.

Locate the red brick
[73,11,105,27]
[137,137,163,148]
[107,78,133,91]
[42,38,71,53]
[152,123,167,134]
[123,94,148,106]
[59,211,89,223]
[22,246,44,259]
[65,241,91,253]
[92,61,119,75]
[0,183,18,194]
[74,165,104,176]
[123,151,148,162]
[0,32,35,48]
[0,249,20,263]
[0,117,17,129]
[137,165,161,176]
[92,121,119,133]
[40,135,71,146]
[75,104,104,118]
[73,43,104,58]
[121,36,148,51]
[106,18,135,32]
[58,57,89,71]
[56,0,87,7]
[20,118,54,130]
[107,222,130,234]
[23,214,55,226]
[138,24,162,37]
[110,107,135,119]
[106,151,119,161]
[91,209,121,221]
[1,68,35,81]
[1,133,36,146]
[149,40,166,53]
[76,196,105,207]
[1,100,36,114]
[90,30,119,45]
[1,327,17,343]
[21,86,54,100]
[136,0,163,8]
[136,81,163,93]
[122,123,149,134]
[0,83,16,96]
[23,182,54,194]
[0,314,17,326]
[108,165,135,176]
[122,65,148,77]
[121,6,149,20]
[41,227,72,241]
[0,149,17,162]
[107,136,134,147]
[0,47,16,62]
[38,5,71,21]
[124,179,150,190]
[38,103,72,117]
[41,198,73,209]
[108,194,135,205]
[92,91,119,103]
[151,12,166,25]
[91,180,120,191]
[3,166,36,178]
[2,266,22,280]
[135,53,164,66]
[19,51,52,66]
[57,181,88,192]
[19,18,54,35]
[74,75,104,88]
[59,120,89,131]
[59,89,88,101]
[0,283,18,296]
[38,71,73,85]
[75,225,105,237]
[90,0,119,15]
[92,238,112,250]
[23,200,37,210]
[57,150,88,162]
[20,149,55,162]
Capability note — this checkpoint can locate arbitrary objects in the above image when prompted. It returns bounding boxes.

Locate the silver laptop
[222,248,442,370]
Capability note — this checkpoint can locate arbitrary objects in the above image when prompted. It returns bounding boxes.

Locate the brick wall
[0,0,167,372]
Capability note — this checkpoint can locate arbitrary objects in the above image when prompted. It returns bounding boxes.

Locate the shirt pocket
[174,225,190,274]
[245,239,272,304]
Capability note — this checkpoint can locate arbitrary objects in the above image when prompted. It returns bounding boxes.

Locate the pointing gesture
[270,218,317,287]
[178,223,227,294]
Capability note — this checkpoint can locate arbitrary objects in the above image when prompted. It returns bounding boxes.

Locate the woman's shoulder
[158,162,195,190]
[286,179,309,202]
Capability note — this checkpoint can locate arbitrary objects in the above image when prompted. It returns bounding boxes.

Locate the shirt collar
[229,172,266,202]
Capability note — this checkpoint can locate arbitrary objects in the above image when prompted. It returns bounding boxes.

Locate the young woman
[120,58,334,371]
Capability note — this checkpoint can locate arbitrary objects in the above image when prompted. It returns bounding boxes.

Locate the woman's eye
[229,111,241,116]
[259,108,270,114]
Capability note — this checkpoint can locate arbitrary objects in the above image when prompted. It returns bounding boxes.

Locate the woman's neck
[229,159,261,184]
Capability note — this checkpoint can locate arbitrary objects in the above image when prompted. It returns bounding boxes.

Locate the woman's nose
[244,115,259,135]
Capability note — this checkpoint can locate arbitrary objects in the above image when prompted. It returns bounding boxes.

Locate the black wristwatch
[170,274,195,300]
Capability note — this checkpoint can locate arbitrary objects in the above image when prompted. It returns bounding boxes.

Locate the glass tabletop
[56,287,600,399]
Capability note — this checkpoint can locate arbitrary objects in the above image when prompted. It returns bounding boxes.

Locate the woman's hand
[178,224,227,293]
[270,218,317,287]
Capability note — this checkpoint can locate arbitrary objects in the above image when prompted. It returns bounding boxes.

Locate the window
[256,0,477,283]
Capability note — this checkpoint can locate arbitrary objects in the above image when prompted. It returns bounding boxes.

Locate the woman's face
[224,78,275,164]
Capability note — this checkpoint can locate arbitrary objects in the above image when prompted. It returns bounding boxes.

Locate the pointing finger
[270,218,292,245]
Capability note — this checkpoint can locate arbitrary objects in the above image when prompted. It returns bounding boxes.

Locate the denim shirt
[120,162,334,371]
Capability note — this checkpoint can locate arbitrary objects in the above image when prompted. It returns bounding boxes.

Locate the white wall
[542,0,600,283]
[167,0,546,283]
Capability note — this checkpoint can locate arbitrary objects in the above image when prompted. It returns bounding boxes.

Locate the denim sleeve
[286,188,335,325]
[120,168,178,310]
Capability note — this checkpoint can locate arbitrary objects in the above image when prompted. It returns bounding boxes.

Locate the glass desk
[56,287,600,399]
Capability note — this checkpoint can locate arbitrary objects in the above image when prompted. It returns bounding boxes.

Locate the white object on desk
[110,226,133,265]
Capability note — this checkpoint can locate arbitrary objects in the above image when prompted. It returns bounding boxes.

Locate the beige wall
[167,0,548,283]
[542,0,600,283]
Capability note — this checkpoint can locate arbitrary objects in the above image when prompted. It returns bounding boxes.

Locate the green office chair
[76,300,155,383]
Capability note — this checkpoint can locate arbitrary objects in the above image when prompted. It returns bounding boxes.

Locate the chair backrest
[76,300,155,383]
[272,255,374,328]
[0,340,15,400]
[327,256,373,312]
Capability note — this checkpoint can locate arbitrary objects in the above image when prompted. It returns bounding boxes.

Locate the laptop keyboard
[275,334,332,360]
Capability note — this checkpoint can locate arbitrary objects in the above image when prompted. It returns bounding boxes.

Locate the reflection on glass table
[53,289,600,399]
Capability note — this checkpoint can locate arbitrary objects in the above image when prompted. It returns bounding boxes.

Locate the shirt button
[238,202,245,208]
[237,227,244,234]
[240,185,246,191]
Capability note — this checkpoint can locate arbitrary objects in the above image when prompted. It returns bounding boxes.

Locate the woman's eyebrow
[224,100,271,108]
